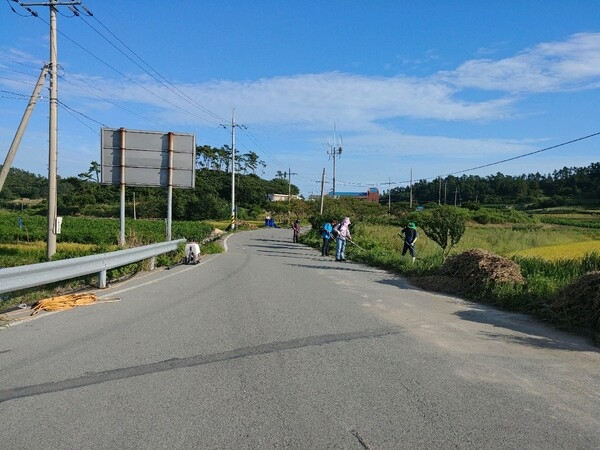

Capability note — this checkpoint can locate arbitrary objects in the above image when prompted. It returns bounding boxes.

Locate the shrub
[420,206,468,261]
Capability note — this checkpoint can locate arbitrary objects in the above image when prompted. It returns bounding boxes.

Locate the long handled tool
[406,241,418,256]
[347,238,367,252]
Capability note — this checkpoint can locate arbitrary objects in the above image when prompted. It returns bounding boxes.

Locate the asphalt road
[1,227,599,449]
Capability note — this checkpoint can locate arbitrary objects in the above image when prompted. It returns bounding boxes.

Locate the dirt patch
[411,248,524,296]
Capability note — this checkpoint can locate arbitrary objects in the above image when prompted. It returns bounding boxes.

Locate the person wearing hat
[334,217,352,261]
[400,222,418,263]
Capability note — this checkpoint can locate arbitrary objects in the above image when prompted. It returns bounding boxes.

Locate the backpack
[331,224,340,237]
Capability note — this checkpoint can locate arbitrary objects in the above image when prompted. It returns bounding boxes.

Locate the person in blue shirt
[321,219,336,256]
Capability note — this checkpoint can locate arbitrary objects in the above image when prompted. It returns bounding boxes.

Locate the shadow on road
[455,307,599,352]
[374,277,599,352]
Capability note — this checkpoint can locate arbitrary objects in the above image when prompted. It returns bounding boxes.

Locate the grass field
[511,241,600,260]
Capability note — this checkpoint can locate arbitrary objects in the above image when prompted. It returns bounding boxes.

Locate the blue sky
[1,1,600,197]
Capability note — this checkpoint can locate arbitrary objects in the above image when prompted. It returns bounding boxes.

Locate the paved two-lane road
[1,227,599,448]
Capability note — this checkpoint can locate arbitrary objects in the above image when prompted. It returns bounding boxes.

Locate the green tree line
[390,162,600,208]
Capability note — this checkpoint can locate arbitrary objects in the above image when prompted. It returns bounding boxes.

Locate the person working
[321,219,336,256]
[400,222,418,263]
[334,217,351,261]
[292,219,301,243]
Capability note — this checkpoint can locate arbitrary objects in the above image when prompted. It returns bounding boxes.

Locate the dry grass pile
[412,248,524,295]
[550,271,600,338]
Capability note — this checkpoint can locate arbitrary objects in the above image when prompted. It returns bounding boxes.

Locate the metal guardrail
[0,239,186,295]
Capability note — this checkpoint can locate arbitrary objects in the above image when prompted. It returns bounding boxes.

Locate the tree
[196,145,218,169]
[420,206,467,261]
[239,151,265,175]
[77,161,101,183]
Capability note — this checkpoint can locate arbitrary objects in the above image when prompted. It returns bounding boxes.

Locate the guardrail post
[99,270,107,289]
[149,257,155,271]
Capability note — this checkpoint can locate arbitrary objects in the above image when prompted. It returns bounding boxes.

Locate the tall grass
[455,225,593,256]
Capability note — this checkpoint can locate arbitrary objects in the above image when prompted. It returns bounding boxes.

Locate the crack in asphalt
[351,429,373,449]
[0,328,402,403]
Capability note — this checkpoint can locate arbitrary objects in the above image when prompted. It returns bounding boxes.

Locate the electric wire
[81,14,228,125]
[58,99,107,130]
[5,0,31,17]
[30,14,225,129]
[383,131,600,187]
[58,71,167,129]
[0,89,32,99]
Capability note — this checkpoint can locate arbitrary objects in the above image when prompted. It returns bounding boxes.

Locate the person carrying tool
[321,219,336,256]
[400,222,418,263]
[334,217,351,261]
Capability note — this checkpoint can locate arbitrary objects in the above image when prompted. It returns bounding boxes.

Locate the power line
[78,14,227,125]
[58,71,167,129]
[447,131,600,177]
[58,99,107,129]
[384,131,600,186]
[27,14,225,128]
[0,55,45,71]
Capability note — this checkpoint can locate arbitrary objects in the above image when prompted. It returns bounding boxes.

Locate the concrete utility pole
[231,110,236,230]
[327,123,342,197]
[319,168,325,214]
[222,109,245,230]
[409,168,413,210]
[48,0,59,259]
[14,0,90,259]
[380,178,396,213]
[0,65,48,193]
[287,165,297,201]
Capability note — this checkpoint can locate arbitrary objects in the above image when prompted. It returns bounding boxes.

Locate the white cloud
[443,32,600,93]
[54,32,600,133]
